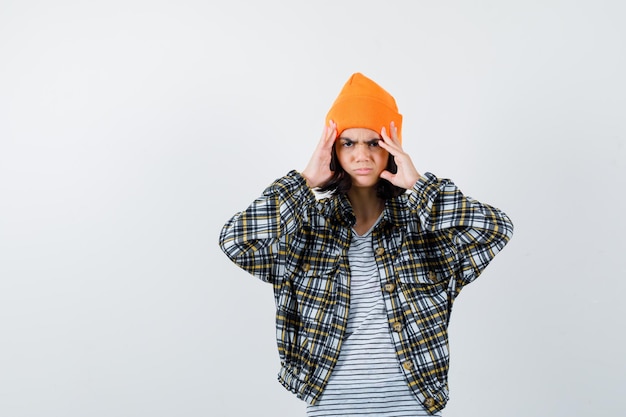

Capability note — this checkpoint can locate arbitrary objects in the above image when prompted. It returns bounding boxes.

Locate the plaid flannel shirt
[219,170,513,414]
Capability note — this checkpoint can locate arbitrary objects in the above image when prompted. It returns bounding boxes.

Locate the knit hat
[325,72,403,142]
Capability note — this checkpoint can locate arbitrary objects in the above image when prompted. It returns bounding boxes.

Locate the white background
[1,1,625,416]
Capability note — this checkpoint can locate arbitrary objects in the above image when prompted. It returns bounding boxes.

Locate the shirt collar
[320,192,409,229]
[382,194,409,228]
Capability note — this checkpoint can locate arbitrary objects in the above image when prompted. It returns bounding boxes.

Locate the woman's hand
[378,121,422,189]
[301,120,337,188]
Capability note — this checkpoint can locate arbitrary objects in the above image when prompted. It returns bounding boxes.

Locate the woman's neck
[347,187,385,235]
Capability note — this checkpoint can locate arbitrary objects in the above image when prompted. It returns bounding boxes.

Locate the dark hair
[317,146,406,199]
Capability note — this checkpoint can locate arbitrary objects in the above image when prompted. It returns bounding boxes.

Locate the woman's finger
[319,120,336,151]
[390,121,401,144]
[326,120,337,145]
[379,125,401,156]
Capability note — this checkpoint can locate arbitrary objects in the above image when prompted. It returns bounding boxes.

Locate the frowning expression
[335,128,389,189]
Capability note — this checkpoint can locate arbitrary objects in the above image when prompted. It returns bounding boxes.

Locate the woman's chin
[350,178,379,189]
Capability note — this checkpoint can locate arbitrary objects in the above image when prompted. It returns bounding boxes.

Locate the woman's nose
[354,144,370,161]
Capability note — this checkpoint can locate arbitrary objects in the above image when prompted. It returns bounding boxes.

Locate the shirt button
[428,271,437,281]
[302,263,311,272]
[383,282,396,293]
[392,321,403,332]
[375,247,385,256]
[402,361,414,371]
[424,397,435,408]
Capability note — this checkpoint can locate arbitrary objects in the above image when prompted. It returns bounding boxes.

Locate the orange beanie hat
[325,72,403,142]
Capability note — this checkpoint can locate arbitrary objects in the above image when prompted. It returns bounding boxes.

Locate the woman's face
[335,127,389,189]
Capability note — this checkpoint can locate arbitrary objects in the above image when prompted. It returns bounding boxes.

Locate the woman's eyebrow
[337,137,381,142]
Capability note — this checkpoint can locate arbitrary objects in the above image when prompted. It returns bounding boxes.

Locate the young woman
[219,73,514,416]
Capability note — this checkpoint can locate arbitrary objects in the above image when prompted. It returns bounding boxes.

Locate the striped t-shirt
[307,220,438,417]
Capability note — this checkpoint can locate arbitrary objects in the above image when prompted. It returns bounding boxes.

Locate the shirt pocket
[393,247,451,328]
[290,256,339,372]
[289,253,339,324]
[394,246,452,287]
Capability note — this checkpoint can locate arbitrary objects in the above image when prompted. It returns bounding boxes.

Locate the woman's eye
[369,141,380,147]
[342,141,353,147]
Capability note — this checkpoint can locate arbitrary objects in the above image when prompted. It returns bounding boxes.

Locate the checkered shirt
[219,170,513,414]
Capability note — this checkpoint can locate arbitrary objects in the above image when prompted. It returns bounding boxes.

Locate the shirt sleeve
[407,172,514,288]
[218,170,316,283]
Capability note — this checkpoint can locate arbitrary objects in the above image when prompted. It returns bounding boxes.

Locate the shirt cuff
[407,172,440,212]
